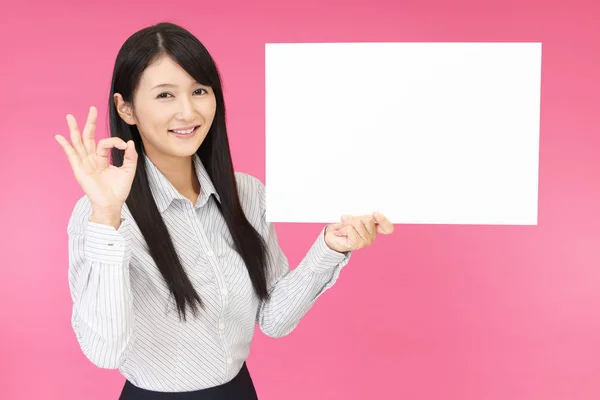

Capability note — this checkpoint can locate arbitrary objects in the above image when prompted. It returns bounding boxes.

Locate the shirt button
[227,358,232,365]
[206,250,214,257]
[219,323,225,330]
[221,288,227,295]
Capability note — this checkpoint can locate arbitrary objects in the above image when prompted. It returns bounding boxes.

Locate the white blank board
[265,42,541,225]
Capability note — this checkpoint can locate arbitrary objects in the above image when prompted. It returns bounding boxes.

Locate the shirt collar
[144,153,221,213]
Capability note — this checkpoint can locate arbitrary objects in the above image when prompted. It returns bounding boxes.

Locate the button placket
[191,209,231,376]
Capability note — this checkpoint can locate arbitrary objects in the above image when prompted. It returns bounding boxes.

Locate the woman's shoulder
[234,171,267,214]
[234,171,265,197]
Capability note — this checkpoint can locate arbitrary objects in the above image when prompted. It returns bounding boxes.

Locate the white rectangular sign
[265,42,541,225]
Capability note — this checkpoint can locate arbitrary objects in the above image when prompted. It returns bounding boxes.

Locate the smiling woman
[54,21,393,400]
[106,22,271,325]
[114,58,217,155]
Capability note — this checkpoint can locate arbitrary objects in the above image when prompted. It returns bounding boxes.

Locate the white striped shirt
[66,154,351,392]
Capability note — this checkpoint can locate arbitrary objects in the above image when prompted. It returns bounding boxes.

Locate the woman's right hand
[55,106,138,216]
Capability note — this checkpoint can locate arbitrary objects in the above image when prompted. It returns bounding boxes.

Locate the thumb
[122,140,138,172]
[333,225,350,237]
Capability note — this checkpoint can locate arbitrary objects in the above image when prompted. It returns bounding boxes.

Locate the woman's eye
[156,89,207,99]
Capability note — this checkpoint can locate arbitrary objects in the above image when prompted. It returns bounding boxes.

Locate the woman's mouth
[169,126,199,138]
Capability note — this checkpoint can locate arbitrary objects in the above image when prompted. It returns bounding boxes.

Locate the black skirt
[119,363,259,400]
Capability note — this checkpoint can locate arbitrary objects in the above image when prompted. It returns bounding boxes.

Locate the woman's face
[115,55,217,162]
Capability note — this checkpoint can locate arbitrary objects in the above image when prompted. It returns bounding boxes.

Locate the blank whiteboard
[265,42,542,225]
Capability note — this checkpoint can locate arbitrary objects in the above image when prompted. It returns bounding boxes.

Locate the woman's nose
[175,97,195,121]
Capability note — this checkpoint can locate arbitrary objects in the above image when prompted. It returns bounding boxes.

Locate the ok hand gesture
[54,106,138,214]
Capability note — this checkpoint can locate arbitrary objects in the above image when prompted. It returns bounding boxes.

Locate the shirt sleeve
[67,196,134,369]
[251,178,352,338]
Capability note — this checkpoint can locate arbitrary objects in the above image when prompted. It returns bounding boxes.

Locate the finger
[121,140,139,173]
[354,218,371,242]
[96,137,128,158]
[332,225,352,251]
[67,114,87,160]
[328,223,343,231]
[344,226,362,249]
[333,224,350,237]
[361,215,377,237]
[341,215,371,242]
[334,225,363,250]
[373,212,394,234]
[55,134,84,174]
[82,106,98,155]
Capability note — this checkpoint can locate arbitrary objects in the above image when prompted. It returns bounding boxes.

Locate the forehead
[138,56,197,88]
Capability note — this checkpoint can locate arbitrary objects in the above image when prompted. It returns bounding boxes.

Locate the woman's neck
[148,153,200,204]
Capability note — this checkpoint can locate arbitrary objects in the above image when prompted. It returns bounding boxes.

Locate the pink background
[2,0,600,398]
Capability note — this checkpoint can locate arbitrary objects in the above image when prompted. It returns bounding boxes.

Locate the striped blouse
[66,154,351,392]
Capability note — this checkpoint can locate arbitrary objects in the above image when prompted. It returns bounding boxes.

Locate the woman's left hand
[324,212,394,253]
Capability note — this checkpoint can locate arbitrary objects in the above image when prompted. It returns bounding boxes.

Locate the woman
[55,22,393,399]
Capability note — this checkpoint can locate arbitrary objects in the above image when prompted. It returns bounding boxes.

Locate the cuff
[305,227,351,273]
[84,218,132,264]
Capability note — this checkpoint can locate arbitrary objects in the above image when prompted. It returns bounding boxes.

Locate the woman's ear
[114,93,136,125]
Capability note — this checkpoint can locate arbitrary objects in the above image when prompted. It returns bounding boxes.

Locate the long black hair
[108,22,269,320]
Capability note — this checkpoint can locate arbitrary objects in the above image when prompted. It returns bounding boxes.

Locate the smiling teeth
[172,127,195,134]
